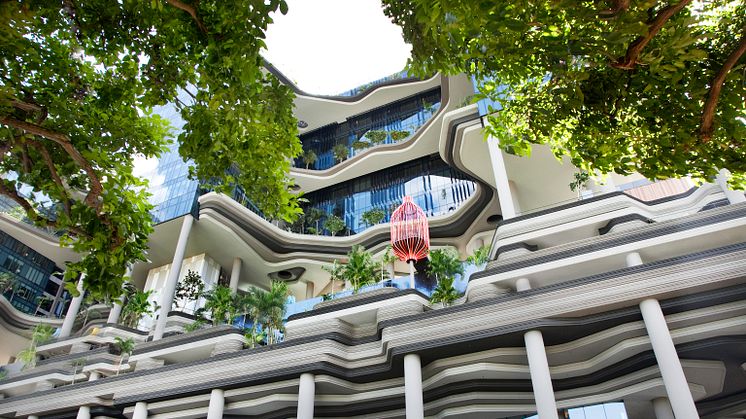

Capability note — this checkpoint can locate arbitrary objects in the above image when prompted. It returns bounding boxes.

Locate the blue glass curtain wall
[0,230,66,316]
[297,154,477,235]
[296,88,442,170]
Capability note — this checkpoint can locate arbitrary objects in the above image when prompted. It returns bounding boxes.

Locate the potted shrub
[323,214,346,236]
[361,208,386,228]
[332,143,349,163]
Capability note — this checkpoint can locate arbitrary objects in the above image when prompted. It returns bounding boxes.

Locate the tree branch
[28,140,73,217]
[599,0,631,19]
[165,0,208,34]
[612,0,693,70]
[0,116,104,210]
[700,32,746,141]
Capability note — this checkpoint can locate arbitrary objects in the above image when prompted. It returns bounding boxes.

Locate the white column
[408,261,416,290]
[640,298,699,419]
[88,371,100,381]
[487,134,517,219]
[132,402,148,419]
[626,252,644,267]
[297,373,315,419]
[107,297,123,324]
[524,331,558,418]
[652,397,675,419]
[515,277,531,292]
[305,281,315,299]
[716,168,746,204]
[76,406,90,419]
[60,276,85,338]
[108,267,132,324]
[206,389,225,419]
[229,257,242,294]
[28,416,39,419]
[515,278,559,419]
[404,354,424,419]
[153,214,194,341]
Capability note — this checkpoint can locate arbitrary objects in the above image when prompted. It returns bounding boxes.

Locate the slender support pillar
[640,298,699,419]
[626,252,644,267]
[29,416,39,419]
[515,278,559,418]
[229,257,242,294]
[408,260,416,290]
[153,214,194,341]
[206,389,225,419]
[404,354,424,419]
[387,262,395,281]
[525,330,559,418]
[652,397,675,419]
[88,371,100,381]
[297,373,315,419]
[515,277,531,292]
[108,267,132,324]
[132,402,148,419]
[716,168,746,204]
[60,276,85,338]
[107,297,123,325]
[305,281,315,299]
[76,406,90,419]
[487,134,517,219]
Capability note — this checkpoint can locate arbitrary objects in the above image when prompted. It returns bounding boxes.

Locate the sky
[262,0,411,95]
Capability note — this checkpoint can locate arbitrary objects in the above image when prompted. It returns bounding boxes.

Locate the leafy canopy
[0,0,300,300]
[383,0,746,186]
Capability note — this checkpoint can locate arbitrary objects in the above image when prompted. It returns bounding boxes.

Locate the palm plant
[16,323,54,369]
[332,143,348,163]
[242,289,264,347]
[380,245,398,282]
[113,337,135,376]
[264,281,289,344]
[430,276,459,306]
[427,249,464,306]
[322,260,344,297]
[203,285,237,326]
[466,245,492,267]
[302,149,317,169]
[341,245,382,293]
[244,281,289,345]
[427,249,464,282]
[120,289,156,329]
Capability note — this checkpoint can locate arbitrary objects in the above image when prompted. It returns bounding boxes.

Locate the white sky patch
[263,0,411,95]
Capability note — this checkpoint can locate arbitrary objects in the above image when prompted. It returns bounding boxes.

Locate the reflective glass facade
[138,143,200,224]
[142,99,201,224]
[296,88,441,170]
[298,154,477,235]
[0,230,67,316]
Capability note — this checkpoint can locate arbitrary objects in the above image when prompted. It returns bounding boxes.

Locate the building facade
[0,68,745,419]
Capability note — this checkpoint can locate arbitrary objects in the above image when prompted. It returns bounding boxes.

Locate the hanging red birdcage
[390,196,430,262]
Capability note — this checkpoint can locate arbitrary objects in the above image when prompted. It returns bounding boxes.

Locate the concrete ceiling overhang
[291,74,476,193]
[0,214,80,268]
[292,75,442,134]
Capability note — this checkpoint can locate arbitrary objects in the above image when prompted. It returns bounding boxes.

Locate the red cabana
[390,196,430,288]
